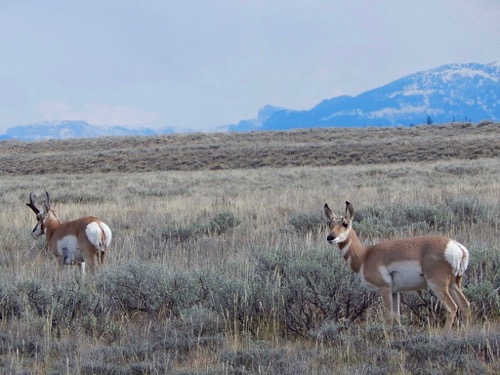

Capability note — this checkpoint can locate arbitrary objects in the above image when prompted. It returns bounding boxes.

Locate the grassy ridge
[0,124,499,374]
[0,122,498,175]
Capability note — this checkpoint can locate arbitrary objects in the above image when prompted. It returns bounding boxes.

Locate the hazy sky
[1,0,499,133]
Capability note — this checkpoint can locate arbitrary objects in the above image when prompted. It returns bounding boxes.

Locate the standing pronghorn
[324,201,470,331]
[27,192,112,276]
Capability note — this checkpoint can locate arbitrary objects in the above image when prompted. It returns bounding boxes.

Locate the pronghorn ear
[345,201,354,222]
[324,203,334,220]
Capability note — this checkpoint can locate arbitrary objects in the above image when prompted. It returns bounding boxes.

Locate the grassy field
[0,122,499,175]
[0,123,499,374]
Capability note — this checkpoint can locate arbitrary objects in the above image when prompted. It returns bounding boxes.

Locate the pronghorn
[324,201,470,331]
[27,192,112,276]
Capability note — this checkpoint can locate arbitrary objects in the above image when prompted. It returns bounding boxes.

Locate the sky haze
[1,0,499,133]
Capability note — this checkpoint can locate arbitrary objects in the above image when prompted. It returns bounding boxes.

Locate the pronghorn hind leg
[86,257,96,275]
[427,279,458,332]
[99,250,106,265]
[449,276,471,327]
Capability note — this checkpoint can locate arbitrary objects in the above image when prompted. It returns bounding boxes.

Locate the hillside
[0,122,498,176]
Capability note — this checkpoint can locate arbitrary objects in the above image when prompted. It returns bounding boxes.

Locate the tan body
[27,192,112,276]
[325,201,470,331]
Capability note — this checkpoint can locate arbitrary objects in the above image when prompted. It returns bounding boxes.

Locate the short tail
[85,221,112,262]
[454,241,469,276]
[97,222,112,264]
[98,222,112,250]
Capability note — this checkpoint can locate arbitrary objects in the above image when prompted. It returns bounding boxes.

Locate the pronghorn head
[324,201,354,245]
[26,192,56,238]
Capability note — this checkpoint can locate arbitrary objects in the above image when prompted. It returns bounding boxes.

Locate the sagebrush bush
[289,211,326,235]
[220,344,311,375]
[393,332,500,375]
[16,280,52,317]
[252,248,376,336]
[197,270,268,334]
[443,196,491,226]
[352,200,498,239]
[51,281,100,326]
[0,281,23,320]
[96,263,199,318]
[162,211,240,241]
[1,151,499,373]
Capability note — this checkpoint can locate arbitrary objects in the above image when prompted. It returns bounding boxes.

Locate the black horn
[26,192,40,214]
[45,191,51,207]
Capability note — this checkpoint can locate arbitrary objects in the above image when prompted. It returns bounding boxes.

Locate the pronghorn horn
[26,192,40,214]
[44,191,51,212]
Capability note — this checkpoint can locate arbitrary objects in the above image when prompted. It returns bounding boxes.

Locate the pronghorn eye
[342,221,349,228]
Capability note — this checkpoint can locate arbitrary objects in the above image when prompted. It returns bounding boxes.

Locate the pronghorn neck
[338,229,366,273]
[44,211,62,240]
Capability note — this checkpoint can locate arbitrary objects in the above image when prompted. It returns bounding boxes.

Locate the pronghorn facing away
[324,201,470,331]
[27,192,112,276]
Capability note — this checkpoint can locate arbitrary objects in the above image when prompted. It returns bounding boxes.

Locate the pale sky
[1,0,499,133]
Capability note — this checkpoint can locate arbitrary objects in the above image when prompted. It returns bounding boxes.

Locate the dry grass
[0,125,499,374]
[0,122,498,175]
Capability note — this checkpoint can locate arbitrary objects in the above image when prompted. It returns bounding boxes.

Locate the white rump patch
[100,223,112,247]
[85,222,112,250]
[444,240,469,276]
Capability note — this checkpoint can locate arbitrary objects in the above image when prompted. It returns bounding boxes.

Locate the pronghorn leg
[86,257,95,275]
[81,245,96,275]
[55,255,65,269]
[99,250,106,265]
[427,280,458,332]
[380,287,396,326]
[449,277,471,327]
[78,262,86,277]
[392,292,401,325]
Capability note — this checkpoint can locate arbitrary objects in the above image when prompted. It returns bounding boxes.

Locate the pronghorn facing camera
[27,192,112,276]
[324,201,470,331]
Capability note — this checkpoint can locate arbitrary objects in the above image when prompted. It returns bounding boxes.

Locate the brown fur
[27,192,111,275]
[324,201,470,331]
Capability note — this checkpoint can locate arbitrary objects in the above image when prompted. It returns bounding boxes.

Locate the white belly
[381,261,427,292]
[56,235,84,264]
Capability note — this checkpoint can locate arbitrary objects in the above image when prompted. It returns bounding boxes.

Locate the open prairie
[0,123,499,374]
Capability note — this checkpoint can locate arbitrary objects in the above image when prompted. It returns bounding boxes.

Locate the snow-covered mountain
[1,62,498,141]
[230,62,500,131]
[0,121,172,141]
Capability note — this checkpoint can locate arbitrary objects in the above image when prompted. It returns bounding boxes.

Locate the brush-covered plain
[0,123,499,374]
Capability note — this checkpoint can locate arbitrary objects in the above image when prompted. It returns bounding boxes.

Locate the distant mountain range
[0,121,173,141]
[229,61,500,131]
[1,62,498,141]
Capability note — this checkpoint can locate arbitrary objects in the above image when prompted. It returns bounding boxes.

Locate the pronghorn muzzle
[327,233,336,244]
